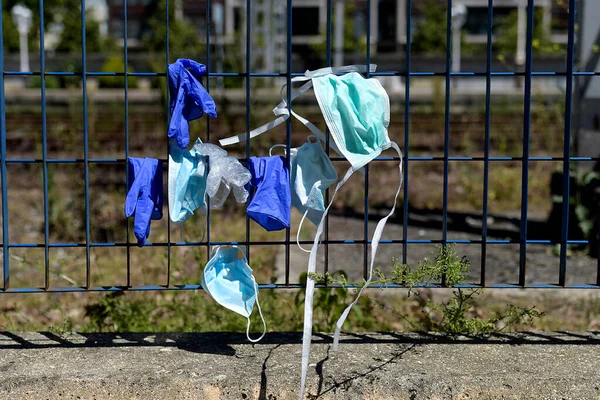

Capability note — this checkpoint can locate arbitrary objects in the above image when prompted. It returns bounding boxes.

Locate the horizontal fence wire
[0,0,598,293]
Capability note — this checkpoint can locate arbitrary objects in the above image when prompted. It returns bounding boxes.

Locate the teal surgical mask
[313,72,391,171]
[201,245,266,342]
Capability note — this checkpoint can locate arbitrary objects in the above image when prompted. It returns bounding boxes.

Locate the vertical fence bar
[245,0,251,261]
[81,0,91,288]
[323,0,332,276]
[559,0,576,287]
[123,0,131,287]
[363,0,371,280]
[284,0,292,286]
[481,0,494,287]
[519,0,534,287]
[165,0,171,286]
[205,0,211,262]
[0,1,8,290]
[39,0,50,290]
[402,0,411,265]
[441,0,452,286]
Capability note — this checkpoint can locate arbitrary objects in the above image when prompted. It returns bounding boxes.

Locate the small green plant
[319,245,543,335]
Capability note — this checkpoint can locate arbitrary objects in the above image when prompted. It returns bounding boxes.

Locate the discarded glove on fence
[168,58,217,149]
[124,157,163,247]
[246,155,291,232]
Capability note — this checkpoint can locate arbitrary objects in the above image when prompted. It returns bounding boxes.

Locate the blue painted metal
[481,0,494,287]
[39,0,50,290]
[559,0,576,287]
[165,0,172,287]
[402,0,412,267]
[0,0,8,290]
[519,0,535,287]
[81,0,92,289]
[5,70,600,77]
[441,0,452,287]
[0,0,594,293]
[124,0,131,287]
[244,0,251,264]
[205,0,212,263]
[285,0,292,285]
[364,0,371,280]
[323,0,332,277]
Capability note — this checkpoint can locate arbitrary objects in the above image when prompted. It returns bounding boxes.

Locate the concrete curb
[1,332,599,399]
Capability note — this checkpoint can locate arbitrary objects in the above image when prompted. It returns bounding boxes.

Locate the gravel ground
[275,215,598,287]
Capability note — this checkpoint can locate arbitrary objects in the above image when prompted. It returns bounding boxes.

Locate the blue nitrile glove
[168,59,217,149]
[125,157,163,247]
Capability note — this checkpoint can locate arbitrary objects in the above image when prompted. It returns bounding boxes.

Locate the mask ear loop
[246,276,267,343]
[269,144,288,157]
[296,209,324,253]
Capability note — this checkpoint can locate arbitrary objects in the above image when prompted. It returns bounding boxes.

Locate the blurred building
[102,0,571,69]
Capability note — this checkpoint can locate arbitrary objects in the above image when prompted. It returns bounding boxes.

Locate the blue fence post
[38,0,50,290]
[481,0,494,286]
[123,0,131,287]
[519,0,535,287]
[0,0,8,290]
[559,0,576,287]
[442,0,453,286]
[81,0,92,289]
[402,0,412,267]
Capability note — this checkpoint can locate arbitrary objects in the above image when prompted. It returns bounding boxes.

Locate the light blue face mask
[168,140,208,226]
[201,246,266,342]
[271,136,338,252]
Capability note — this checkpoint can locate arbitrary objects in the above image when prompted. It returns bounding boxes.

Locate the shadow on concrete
[311,344,416,399]
[1,331,600,353]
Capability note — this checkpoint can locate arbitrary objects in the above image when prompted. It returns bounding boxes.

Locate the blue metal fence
[1,0,597,293]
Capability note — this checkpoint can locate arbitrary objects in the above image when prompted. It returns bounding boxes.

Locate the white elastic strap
[299,165,357,400]
[331,142,403,350]
[246,278,267,343]
[296,210,312,253]
[269,144,288,156]
[219,80,313,147]
[219,65,377,148]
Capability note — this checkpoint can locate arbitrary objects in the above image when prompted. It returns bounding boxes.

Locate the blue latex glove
[125,157,163,247]
[168,59,217,149]
[246,156,291,231]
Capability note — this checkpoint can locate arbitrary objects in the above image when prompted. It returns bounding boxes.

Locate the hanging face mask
[201,246,266,342]
[220,65,403,399]
[168,141,208,226]
[312,72,392,171]
[272,136,337,251]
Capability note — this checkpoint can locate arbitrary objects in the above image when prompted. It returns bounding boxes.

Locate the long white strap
[298,142,403,399]
[219,64,377,148]
[332,142,403,350]
[299,165,357,400]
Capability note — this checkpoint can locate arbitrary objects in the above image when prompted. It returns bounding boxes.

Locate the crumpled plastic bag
[192,140,251,209]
